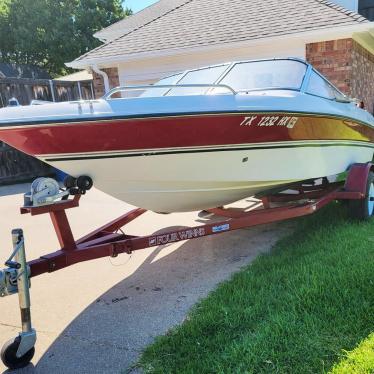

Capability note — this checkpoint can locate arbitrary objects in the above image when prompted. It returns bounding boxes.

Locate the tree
[0,0,132,77]
[0,0,11,58]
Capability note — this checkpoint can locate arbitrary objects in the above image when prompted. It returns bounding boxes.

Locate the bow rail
[103,83,237,99]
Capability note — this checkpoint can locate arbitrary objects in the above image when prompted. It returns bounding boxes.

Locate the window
[140,73,183,97]
[167,64,229,96]
[306,71,349,101]
[359,0,374,20]
[218,60,307,92]
[306,71,336,99]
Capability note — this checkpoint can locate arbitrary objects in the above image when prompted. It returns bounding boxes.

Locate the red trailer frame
[18,162,372,278]
[1,162,373,370]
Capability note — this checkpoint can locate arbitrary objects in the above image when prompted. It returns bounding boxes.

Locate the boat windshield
[140,73,183,97]
[140,59,307,97]
[167,64,229,96]
[218,59,307,92]
[141,64,229,97]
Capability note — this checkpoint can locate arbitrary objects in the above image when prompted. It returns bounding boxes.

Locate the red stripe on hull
[0,113,373,156]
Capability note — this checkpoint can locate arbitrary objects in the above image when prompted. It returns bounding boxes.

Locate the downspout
[91,65,110,94]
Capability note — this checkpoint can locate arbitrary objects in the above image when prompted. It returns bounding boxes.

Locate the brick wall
[92,67,120,98]
[306,38,374,114]
[306,38,353,94]
[351,40,374,114]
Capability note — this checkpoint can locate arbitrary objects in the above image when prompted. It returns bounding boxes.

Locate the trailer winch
[23,175,93,207]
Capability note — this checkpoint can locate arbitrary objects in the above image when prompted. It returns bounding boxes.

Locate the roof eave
[67,22,374,69]
[353,28,374,54]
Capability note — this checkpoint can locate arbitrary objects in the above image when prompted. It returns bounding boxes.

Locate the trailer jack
[0,229,36,370]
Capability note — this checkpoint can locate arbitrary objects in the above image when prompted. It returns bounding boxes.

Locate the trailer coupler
[0,229,36,370]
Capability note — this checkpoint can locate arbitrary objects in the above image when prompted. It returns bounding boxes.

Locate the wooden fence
[0,143,53,185]
[0,77,94,185]
[0,77,94,107]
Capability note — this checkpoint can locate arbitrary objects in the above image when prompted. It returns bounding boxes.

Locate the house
[67,0,374,113]
[55,70,95,100]
[56,70,92,82]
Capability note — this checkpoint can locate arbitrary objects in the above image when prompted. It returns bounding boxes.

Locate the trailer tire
[348,171,374,220]
[1,336,34,370]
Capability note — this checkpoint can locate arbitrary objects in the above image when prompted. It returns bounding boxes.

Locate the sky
[123,0,159,13]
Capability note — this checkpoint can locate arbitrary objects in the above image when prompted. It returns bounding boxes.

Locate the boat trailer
[0,162,373,369]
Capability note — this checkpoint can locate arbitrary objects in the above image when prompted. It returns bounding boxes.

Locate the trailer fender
[344,162,374,194]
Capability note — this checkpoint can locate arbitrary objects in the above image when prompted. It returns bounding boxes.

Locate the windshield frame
[302,65,351,102]
[121,58,350,101]
[163,62,231,96]
[216,58,309,94]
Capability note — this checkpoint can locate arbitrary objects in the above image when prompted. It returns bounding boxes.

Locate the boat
[0,58,374,212]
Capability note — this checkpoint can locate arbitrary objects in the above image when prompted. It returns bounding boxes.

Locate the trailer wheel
[0,336,34,370]
[348,171,374,220]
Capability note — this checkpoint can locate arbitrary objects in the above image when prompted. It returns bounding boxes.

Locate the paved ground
[0,184,293,374]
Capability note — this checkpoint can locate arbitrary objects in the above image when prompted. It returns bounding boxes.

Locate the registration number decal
[240,115,298,129]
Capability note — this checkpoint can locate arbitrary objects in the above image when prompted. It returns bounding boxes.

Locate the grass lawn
[137,202,374,373]
[330,333,374,373]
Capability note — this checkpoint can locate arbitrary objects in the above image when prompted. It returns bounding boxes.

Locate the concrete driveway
[0,184,292,373]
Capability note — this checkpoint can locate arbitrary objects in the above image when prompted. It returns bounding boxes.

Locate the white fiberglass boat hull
[39,140,374,212]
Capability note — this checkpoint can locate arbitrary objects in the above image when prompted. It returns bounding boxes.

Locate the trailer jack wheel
[348,171,374,220]
[1,336,35,370]
[0,229,36,370]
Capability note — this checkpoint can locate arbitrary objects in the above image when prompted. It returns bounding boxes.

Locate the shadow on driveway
[20,220,290,374]
[0,183,30,197]
[0,190,292,374]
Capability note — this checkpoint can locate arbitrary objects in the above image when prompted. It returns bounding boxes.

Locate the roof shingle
[73,0,369,63]
[94,0,189,40]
